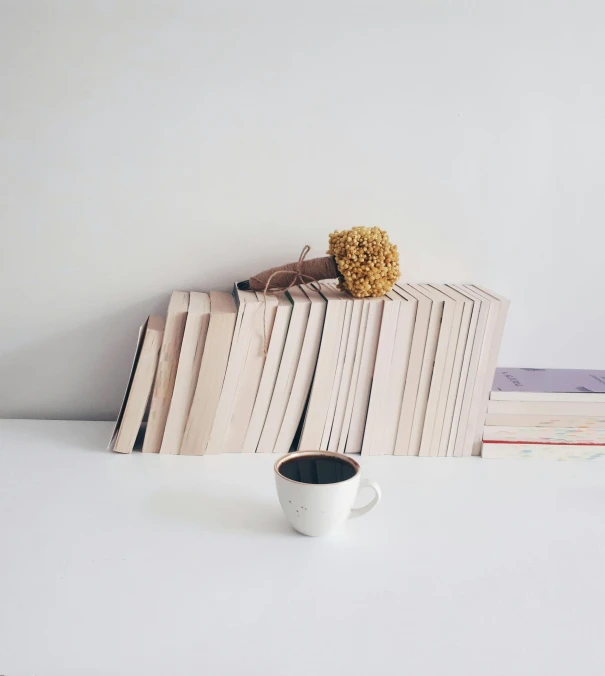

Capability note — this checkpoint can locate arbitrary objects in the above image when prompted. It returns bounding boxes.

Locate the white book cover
[144,291,190,453]
[484,413,605,428]
[299,284,348,450]
[274,285,327,454]
[320,286,354,450]
[445,285,481,457]
[256,286,311,453]
[406,284,444,456]
[487,400,605,416]
[241,293,293,453]
[180,291,237,456]
[483,425,605,444]
[205,288,259,455]
[337,300,371,454]
[160,292,210,454]
[467,286,511,456]
[111,316,165,454]
[345,296,384,454]
[109,318,148,451]
[328,297,364,453]
[376,286,417,455]
[393,284,432,456]
[432,285,473,457]
[363,294,401,455]
[482,442,605,461]
[450,286,491,457]
[361,295,395,455]
[418,284,461,457]
[221,292,279,453]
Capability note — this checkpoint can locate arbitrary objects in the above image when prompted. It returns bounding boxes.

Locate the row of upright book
[110,281,509,456]
[482,368,605,460]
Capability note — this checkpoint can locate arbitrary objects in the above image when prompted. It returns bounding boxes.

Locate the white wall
[1,1,604,420]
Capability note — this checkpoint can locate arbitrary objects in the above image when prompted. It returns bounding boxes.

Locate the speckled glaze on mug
[274,451,381,536]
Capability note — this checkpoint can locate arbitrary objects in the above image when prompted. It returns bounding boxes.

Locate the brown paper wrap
[238,249,339,293]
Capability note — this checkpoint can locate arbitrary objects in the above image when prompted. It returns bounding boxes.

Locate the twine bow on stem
[253,245,318,294]
[257,245,322,356]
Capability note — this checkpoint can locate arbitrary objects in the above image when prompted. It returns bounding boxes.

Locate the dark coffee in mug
[274,450,381,536]
[277,452,358,485]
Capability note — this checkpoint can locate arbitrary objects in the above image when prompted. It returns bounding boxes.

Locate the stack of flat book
[109,282,509,457]
[482,368,605,460]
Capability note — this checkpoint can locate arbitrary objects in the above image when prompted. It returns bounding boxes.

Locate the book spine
[468,287,510,456]
[487,400,605,416]
[482,442,605,460]
[483,425,605,444]
[484,413,605,428]
[490,391,605,402]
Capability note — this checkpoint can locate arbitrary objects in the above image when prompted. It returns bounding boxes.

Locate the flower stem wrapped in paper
[237,226,400,298]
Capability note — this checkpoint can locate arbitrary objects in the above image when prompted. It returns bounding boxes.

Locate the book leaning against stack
[109,282,510,457]
[482,368,605,460]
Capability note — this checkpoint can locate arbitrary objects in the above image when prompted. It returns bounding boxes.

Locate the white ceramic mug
[274,451,381,536]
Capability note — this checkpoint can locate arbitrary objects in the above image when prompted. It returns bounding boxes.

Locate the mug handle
[349,478,382,519]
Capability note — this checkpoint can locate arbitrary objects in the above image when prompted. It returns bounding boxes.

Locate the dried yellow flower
[327,226,400,298]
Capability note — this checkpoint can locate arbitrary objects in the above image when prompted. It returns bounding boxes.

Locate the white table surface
[1,420,604,676]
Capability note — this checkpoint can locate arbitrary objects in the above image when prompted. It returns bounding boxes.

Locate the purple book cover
[493,368,605,393]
